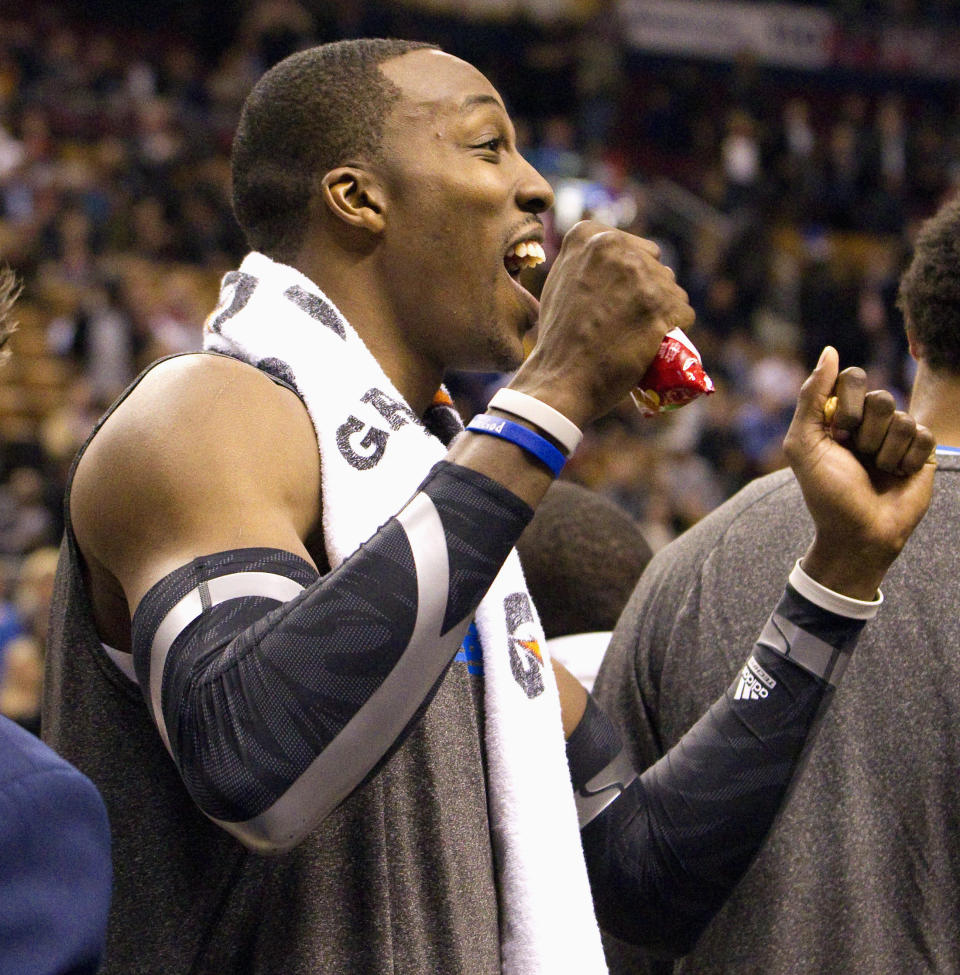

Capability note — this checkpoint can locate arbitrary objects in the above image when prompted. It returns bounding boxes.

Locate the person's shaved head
[516,481,652,639]
[231,38,438,263]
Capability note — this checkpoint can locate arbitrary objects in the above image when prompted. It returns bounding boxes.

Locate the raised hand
[784,346,937,599]
[511,220,695,428]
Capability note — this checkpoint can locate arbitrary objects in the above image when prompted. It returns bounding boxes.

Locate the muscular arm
[129,461,532,853]
[72,356,553,853]
[564,352,937,955]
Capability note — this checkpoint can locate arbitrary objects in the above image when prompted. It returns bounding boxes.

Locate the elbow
[648,923,707,959]
[214,816,306,856]
[172,699,327,855]
[584,819,712,959]
[181,770,321,856]
[178,749,336,857]
[171,677,357,856]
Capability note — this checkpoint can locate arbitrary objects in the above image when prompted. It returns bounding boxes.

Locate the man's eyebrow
[460,94,505,114]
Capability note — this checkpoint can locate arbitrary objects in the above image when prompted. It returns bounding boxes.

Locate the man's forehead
[380,49,505,119]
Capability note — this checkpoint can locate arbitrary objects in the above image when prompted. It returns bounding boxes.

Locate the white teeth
[526,242,545,265]
[506,240,545,268]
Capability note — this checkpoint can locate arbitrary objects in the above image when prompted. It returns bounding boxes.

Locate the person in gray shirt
[595,194,960,975]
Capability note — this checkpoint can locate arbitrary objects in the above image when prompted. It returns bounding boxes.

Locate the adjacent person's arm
[567,350,936,954]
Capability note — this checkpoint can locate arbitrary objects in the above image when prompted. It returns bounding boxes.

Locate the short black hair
[897,195,960,374]
[232,38,439,263]
[516,481,652,639]
[0,267,20,365]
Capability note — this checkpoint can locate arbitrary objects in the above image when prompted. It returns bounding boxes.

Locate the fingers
[872,413,936,474]
[804,346,841,410]
[785,346,839,457]
[633,245,692,332]
[839,382,936,474]
[807,353,936,474]
[665,288,695,330]
[830,366,867,438]
[635,237,662,259]
[898,423,938,474]
[851,389,895,453]
[565,219,661,259]
[591,224,693,334]
[534,221,698,423]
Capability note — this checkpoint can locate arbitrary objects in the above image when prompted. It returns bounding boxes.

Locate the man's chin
[459,330,526,375]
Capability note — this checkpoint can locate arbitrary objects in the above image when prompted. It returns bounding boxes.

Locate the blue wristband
[466,414,567,477]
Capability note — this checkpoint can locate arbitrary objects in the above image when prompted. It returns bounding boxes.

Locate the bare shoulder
[72,354,320,611]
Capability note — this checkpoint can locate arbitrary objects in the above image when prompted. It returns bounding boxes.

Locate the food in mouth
[504,240,546,275]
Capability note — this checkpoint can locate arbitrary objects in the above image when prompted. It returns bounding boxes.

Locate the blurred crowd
[806,0,960,24]
[0,0,958,732]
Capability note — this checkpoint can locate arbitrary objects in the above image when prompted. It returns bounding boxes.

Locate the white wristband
[789,560,883,620]
[488,388,583,456]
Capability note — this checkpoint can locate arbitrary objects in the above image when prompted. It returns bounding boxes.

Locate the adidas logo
[733,656,777,701]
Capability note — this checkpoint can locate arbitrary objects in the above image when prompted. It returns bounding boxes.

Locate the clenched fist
[785,346,936,599]
[510,220,695,429]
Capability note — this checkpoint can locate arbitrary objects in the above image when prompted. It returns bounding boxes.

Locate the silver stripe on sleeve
[575,748,638,829]
[757,612,851,686]
[218,493,466,853]
[148,572,306,755]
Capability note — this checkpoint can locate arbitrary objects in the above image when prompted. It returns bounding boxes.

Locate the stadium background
[0,0,958,731]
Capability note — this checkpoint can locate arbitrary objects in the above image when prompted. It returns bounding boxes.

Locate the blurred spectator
[573,13,625,151]
[0,563,24,683]
[0,543,59,736]
[525,115,583,181]
[47,279,136,401]
[720,110,762,212]
[40,376,104,479]
[0,636,42,735]
[0,1,955,733]
[0,467,55,556]
[732,351,805,478]
[141,267,206,356]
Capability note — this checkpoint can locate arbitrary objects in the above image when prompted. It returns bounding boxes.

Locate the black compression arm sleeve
[572,585,865,956]
[131,461,533,852]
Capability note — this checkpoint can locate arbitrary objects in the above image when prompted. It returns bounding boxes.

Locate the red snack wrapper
[632,327,715,417]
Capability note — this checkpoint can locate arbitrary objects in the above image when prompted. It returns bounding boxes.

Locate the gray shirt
[595,453,960,975]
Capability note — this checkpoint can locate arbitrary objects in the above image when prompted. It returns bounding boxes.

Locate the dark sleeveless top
[42,355,501,974]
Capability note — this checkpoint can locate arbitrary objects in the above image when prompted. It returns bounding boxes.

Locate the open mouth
[504,240,546,278]
[503,239,545,329]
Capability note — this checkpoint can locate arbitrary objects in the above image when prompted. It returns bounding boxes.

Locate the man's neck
[908,360,960,448]
[291,251,443,417]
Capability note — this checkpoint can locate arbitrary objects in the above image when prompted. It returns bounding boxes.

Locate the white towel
[204,251,607,974]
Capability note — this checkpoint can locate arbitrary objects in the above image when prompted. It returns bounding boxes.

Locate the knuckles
[888,410,917,436]
[916,427,937,452]
[862,389,896,415]
[837,365,867,387]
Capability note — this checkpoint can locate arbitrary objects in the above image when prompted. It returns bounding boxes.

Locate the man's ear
[905,323,923,361]
[319,167,386,233]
